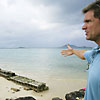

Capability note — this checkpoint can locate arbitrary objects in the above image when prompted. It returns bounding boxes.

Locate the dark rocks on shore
[15,96,36,100]
[52,97,63,100]
[65,89,85,100]
[6,96,36,100]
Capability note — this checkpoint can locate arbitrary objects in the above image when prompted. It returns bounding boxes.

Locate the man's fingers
[61,51,68,55]
[61,51,67,56]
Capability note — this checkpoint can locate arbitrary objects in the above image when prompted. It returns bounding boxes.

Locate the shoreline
[0,70,86,100]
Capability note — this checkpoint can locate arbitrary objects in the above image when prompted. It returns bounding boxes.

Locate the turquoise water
[0,48,88,80]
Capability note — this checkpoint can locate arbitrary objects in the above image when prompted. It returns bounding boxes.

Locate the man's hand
[61,44,86,59]
[61,44,73,57]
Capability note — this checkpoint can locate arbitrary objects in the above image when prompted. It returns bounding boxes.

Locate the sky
[0,0,97,48]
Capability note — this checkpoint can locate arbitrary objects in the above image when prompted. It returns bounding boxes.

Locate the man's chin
[86,36,90,40]
[86,37,89,40]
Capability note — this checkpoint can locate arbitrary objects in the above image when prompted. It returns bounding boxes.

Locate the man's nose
[82,24,87,30]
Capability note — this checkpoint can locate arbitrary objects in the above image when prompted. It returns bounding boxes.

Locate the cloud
[0,0,96,48]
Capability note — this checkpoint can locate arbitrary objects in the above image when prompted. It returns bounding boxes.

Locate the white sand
[0,76,86,100]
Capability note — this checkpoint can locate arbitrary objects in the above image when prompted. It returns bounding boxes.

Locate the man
[61,1,100,100]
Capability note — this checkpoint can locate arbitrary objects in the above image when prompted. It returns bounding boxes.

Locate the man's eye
[85,20,91,23]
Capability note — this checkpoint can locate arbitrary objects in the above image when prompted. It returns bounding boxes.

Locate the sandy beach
[0,76,86,100]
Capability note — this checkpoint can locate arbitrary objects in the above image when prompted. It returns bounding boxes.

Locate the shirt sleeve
[84,50,93,64]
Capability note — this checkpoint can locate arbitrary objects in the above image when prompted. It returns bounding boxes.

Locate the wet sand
[0,76,86,100]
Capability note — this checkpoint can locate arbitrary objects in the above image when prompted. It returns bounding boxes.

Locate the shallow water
[0,48,88,80]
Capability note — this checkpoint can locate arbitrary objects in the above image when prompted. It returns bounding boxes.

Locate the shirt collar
[93,45,100,52]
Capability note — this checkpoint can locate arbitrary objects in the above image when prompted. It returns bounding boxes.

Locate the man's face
[82,10,100,43]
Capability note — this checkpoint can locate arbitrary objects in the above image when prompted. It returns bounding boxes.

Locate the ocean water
[0,48,88,80]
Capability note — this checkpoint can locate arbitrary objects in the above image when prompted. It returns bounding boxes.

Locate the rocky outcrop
[0,68,49,92]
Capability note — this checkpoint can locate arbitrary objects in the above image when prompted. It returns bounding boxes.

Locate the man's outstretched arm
[61,44,86,60]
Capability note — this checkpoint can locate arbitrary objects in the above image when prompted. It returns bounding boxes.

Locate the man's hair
[82,1,100,20]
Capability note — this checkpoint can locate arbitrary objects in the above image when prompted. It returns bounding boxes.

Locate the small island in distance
[60,44,93,49]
